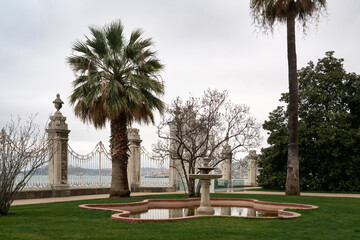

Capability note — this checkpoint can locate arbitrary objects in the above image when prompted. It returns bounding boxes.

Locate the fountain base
[196,206,215,215]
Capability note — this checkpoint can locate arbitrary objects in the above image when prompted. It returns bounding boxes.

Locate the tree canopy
[250,0,327,32]
[67,20,165,197]
[258,52,360,191]
[67,20,165,129]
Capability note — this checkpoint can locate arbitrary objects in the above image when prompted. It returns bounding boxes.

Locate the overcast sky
[1,0,359,154]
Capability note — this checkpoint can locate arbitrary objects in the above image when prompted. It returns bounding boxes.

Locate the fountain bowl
[197,167,216,174]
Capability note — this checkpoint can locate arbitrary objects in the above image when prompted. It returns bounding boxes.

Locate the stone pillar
[128,128,142,191]
[46,94,71,197]
[248,150,258,187]
[169,121,181,188]
[168,156,175,188]
[221,141,232,181]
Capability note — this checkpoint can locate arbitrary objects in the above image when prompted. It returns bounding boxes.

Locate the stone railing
[22,94,258,195]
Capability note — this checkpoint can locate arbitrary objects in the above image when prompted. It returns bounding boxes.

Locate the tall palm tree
[250,0,326,195]
[67,20,165,197]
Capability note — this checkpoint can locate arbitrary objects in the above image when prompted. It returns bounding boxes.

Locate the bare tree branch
[0,115,49,216]
[152,89,262,197]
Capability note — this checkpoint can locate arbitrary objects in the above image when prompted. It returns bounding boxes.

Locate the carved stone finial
[128,128,141,142]
[48,93,68,130]
[249,150,257,160]
[53,93,64,112]
[222,141,231,153]
[203,157,210,167]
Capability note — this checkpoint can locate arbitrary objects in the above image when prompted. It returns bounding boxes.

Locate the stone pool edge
[79,198,318,223]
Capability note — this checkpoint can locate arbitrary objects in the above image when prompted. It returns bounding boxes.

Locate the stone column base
[51,185,70,197]
[196,206,215,215]
[131,183,140,192]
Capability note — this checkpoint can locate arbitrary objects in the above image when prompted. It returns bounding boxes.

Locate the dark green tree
[257,106,288,190]
[67,20,165,197]
[250,0,327,195]
[258,52,360,192]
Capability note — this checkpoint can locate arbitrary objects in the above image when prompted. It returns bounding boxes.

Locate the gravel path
[11,190,359,206]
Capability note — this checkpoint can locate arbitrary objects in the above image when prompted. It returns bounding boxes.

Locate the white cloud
[0,0,359,154]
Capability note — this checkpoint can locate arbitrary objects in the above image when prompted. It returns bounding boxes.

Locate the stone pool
[79,198,318,223]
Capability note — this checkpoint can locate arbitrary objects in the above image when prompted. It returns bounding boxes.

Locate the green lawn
[1,193,359,240]
[244,188,284,192]
[245,188,360,194]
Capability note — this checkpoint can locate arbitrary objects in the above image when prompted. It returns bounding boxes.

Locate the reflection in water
[129,207,277,219]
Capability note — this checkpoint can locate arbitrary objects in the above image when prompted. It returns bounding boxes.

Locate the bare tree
[152,89,262,197]
[0,116,48,216]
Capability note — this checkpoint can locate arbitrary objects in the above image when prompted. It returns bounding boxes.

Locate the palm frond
[67,20,165,128]
[250,0,327,31]
[87,26,109,59]
[105,21,124,54]
[129,28,144,45]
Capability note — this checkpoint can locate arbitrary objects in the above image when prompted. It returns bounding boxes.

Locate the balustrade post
[128,128,142,191]
[248,150,258,187]
[46,94,71,197]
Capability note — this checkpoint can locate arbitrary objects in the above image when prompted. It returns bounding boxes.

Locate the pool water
[129,207,278,219]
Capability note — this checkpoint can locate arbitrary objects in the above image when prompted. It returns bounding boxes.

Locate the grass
[245,188,284,192]
[1,193,359,240]
[245,188,360,194]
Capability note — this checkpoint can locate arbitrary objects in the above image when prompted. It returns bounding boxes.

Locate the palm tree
[67,20,165,197]
[250,0,326,195]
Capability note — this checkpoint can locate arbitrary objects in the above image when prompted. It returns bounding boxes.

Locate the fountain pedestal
[189,157,222,215]
[197,179,214,214]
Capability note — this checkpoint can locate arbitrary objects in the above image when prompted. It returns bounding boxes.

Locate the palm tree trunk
[285,0,300,195]
[109,113,131,197]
